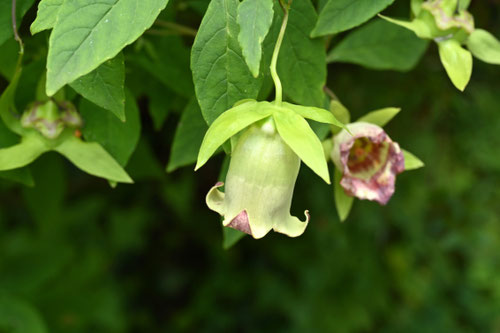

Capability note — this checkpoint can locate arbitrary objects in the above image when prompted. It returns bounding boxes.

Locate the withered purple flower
[331,122,405,205]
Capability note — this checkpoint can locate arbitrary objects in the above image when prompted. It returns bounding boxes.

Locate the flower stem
[271,0,291,107]
[11,0,23,55]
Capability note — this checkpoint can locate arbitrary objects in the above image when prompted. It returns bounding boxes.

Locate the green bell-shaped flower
[206,120,308,239]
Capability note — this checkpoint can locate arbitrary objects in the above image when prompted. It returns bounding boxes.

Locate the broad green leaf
[334,167,353,222]
[0,65,24,135]
[167,99,207,172]
[379,15,434,39]
[46,0,169,95]
[79,90,140,166]
[0,296,47,333]
[223,227,246,249]
[403,149,424,170]
[70,52,126,121]
[273,110,330,183]
[267,0,326,107]
[437,39,473,91]
[196,100,273,170]
[327,19,429,72]
[0,0,36,46]
[311,0,395,37]
[30,0,63,34]
[54,136,133,183]
[191,0,262,124]
[466,29,500,65]
[283,102,346,128]
[0,135,49,171]
[357,107,401,127]
[237,0,274,77]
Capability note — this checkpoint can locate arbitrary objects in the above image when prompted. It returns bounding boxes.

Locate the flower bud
[21,100,82,139]
[331,122,404,205]
[206,120,309,239]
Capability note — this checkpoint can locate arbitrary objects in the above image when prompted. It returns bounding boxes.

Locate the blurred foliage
[0,0,500,332]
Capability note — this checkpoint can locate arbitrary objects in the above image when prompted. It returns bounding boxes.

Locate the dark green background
[1,0,499,332]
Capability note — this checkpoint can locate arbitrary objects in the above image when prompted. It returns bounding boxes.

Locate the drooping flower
[206,120,309,239]
[331,122,405,205]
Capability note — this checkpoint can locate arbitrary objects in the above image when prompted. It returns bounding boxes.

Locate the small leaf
[312,0,395,37]
[357,107,401,127]
[403,149,424,170]
[273,110,330,183]
[327,19,429,72]
[334,167,354,222]
[70,52,126,121]
[466,29,500,65]
[167,98,207,172]
[191,0,262,124]
[437,39,473,91]
[237,0,274,77]
[330,100,351,125]
[46,0,169,95]
[379,15,433,39]
[55,136,133,183]
[79,90,141,166]
[283,102,346,128]
[0,135,49,171]
[196,100,273,170]
[30,0,63,34]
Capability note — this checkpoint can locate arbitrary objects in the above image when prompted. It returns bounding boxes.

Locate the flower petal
[273,210,309,237]
[206,182,225,215]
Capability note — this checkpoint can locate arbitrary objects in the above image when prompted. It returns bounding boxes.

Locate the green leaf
[312,0,395,37]
[70,52,126,121]
[437,39,473,91]
[330,100,350,125]
[0,39,19,81]
[283,102,346,128]
[357,107,401,127]
[195,100,273,170]
[30,0,63,34]
[0,135,49,171]
[327,19,429,72]
[191,0,262,124]
[334,167,354,222]
[237,0,274,77]
[0,0,36,46]
[54,136,133,183]
[379,15,434,39]
[45,0,169,95]
[273,110,330,183]
[459,0,471,10]
[127,35,193,99]
[403,149,424,170]
[466,29,500,65]
[0,296,48,333]
[0,168,34,186]
[0,65,24,135]
[167,98,207,172]
[223,227,246,249]
[79,90,141,166]
[269,0,326,107]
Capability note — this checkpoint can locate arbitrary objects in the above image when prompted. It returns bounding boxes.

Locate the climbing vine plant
[1,0,500,248]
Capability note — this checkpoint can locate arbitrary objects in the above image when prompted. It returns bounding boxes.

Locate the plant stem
[11,0,24,55]
[270,0,291,107]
